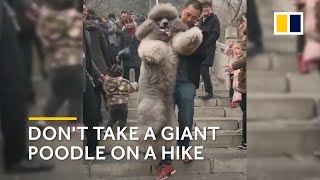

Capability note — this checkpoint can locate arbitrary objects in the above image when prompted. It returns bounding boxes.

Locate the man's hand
[97,74,105,84]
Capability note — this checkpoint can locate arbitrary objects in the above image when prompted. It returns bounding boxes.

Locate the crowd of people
[0,0,249,179]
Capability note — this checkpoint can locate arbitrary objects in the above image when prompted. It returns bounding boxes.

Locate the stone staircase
[86,67,246,179]
[248,0,320,179]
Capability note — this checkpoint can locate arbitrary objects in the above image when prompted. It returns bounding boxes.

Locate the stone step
[87,148,246,179]
[270,53,297,73]
[249,155,320,180]
[248,120,320,156]
[248,53,298,73]
[195,117,241,130]
[248,93,316,120]
[91,173,246,180]
[102,107,242,120]
[99,129,242,150]
[247,54,272,71]
[247,71,288,93]
[106,117,241,131]
[125,97,231,108]
[287,71,320,94]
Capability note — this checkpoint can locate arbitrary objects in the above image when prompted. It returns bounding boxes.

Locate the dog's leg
[172,27,203,56]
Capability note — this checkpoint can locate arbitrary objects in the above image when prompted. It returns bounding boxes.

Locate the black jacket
[199,13,220,66]
[178,29,207,89]
[85,21,116,75]
[119,28,141,68]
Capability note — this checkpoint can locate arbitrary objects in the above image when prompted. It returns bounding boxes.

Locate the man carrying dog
[156,0,204,179]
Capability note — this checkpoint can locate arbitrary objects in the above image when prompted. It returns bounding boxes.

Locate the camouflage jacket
[37,7,83,72]
[103,76,138,106]
[232,53,246,94]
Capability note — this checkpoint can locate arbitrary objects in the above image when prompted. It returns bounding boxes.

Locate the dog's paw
[172,27,203,56]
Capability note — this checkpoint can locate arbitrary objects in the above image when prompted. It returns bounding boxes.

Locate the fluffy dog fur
[136,3,203,156]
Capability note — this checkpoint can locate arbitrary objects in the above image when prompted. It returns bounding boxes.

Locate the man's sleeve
[206,17,220,46]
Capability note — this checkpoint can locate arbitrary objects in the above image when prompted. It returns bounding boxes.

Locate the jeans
[229,74,234,98]
[200,65,213,94]
[160,81,196,166]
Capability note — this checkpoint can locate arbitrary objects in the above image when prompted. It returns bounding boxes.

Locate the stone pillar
[225,26,238,45]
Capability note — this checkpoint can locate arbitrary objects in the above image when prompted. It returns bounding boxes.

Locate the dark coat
[199,13,220,66]
[179,32,207,89]
[119,28,141,68]
[85,21,116,75]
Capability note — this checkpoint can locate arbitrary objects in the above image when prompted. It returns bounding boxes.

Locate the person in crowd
[156,1,204,179]
[83,0,109,157]
[106,13,122,54]
[103,64,138,129]
[247,0,263,57]
[85,14,117,125]
[0,0,54,173]
[225,42,239,108]
[36,0,83,127]
[225,40,247,150]
[197,0,220,100]
[116,10,128,29]
[118,14,141,82]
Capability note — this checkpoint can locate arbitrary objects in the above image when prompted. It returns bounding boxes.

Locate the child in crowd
[103,64,138,129]
[225,42,241,108]
[228,40,247,150]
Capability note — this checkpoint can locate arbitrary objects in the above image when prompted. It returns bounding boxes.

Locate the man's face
[201,5,212,18]
[121,14,128,23]
[83,4,88,20]
[181,5,201,27]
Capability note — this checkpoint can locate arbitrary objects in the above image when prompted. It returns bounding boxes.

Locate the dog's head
[148,3,179,30]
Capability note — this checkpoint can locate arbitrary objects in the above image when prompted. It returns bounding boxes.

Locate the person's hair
[235,40,246,51]
[48,0,75,10]
[121,10,128,15]
[109,64,123,77]
[108,13,116,19]
[201,0,212,8]
[87,9,96,16]
[91,15,102,21]
[184,0,203,14]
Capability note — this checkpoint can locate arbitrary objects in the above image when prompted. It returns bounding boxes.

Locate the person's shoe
[156,165,176,180]
[5,159,54,174]
[180,153,193,163]
[199,93,218,100]
[237,142,247,150]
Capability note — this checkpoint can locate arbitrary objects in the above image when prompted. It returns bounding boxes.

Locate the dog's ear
[148,3,179,21]
[136,19,157,41]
